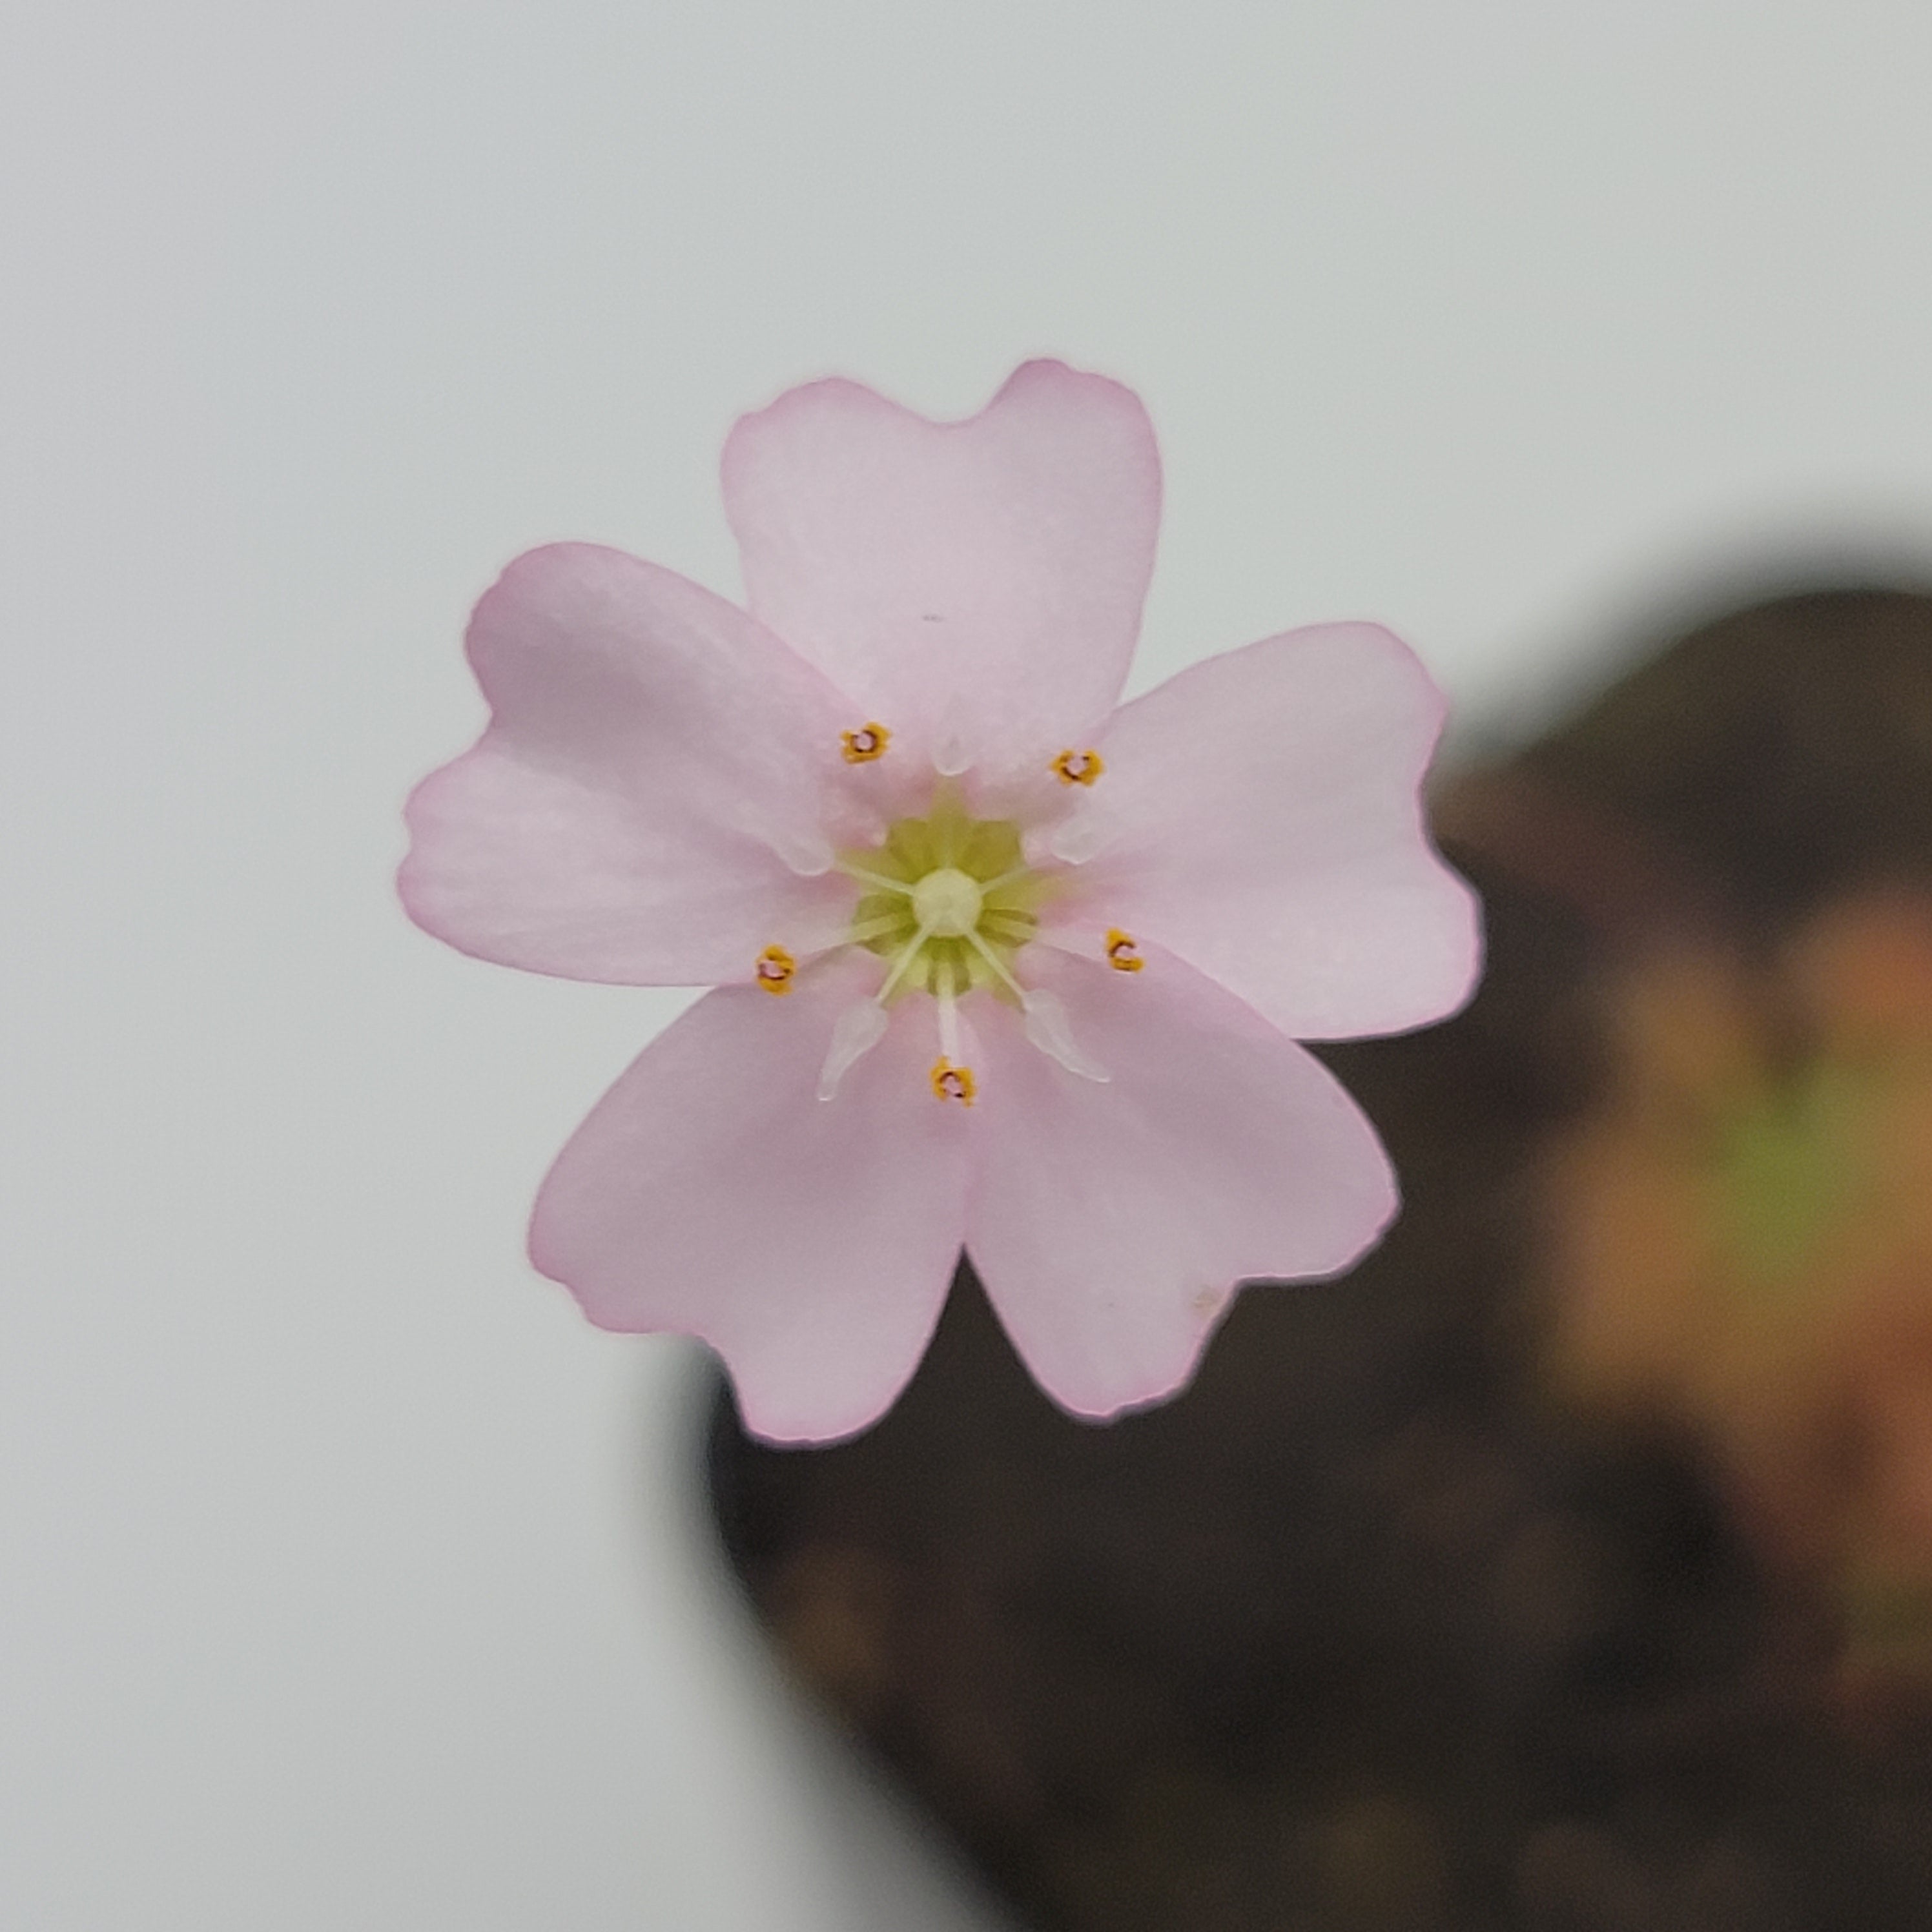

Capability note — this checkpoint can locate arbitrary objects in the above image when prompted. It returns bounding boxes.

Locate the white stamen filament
[1020,987,1109,1084]
[937,971,962,1065]
[817,1000,889,1100]
[755,822,836,876]
[877,912,945,1002]
[934,731,972,777]
[961,925,1025,1002]
[838,861,916,896]
[1046,808,1111,866]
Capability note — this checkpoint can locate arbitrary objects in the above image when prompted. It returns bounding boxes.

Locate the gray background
[5,2,1931,1926]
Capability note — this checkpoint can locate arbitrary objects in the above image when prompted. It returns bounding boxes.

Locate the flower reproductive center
[398,358,1483,1441]
[758,724,1135,1105]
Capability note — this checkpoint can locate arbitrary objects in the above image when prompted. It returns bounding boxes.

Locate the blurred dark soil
[707,588,1932,1932]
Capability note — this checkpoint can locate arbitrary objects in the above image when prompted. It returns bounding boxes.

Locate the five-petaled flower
[400,361,1481,1442]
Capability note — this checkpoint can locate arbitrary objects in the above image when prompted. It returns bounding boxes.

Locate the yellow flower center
[752,746,1129,1103]
[910,867,984,937]
[842,791,1046,1003]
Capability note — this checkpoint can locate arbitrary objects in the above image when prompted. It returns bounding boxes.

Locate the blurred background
[5,3,1932,1927]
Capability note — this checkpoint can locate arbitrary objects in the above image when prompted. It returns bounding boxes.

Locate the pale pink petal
[400,544,861,986]
[721,360,1160,783]
[530,955,970,1443]
[1064,622,1481,1038]
[963,946,1396,1419]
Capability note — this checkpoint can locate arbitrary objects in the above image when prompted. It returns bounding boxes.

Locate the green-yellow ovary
[843,792,1049,1002]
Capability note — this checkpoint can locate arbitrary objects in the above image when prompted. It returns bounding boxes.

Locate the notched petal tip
[965,949,1403,1424]
[992,355,1158,436]
[723,355,1158,449]
[1085,617,1482,1040]
[526,973,970,1444]
[459,540,635,673]
[1403,865,1486,1032]
[727,1377,920,1448]
[721,356,1163,783]
[1038,1354,1208,1426]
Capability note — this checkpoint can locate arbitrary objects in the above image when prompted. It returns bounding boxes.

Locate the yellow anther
[1105,929,1144,972]
[841,722,890,763]
[754,945,797,994]
[930,1057,976,1105]
[1051,747,1104,786]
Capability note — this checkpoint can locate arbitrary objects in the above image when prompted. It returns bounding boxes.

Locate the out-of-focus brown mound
[706,588,1932,1932]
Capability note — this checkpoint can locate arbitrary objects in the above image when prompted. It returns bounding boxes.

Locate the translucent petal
[531,957,969,1443]
[1067,622,1481,1038]
[721,361,1160,784]
[400,544,859,985]
[965,946,1396,1419]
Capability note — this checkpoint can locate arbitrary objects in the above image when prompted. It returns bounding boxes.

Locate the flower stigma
[801,782,1120,1102]
[841,790,1045,1004]
[911,866,984,937]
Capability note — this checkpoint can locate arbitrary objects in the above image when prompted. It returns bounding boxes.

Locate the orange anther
[1105,929,1144,972]
[755,945,797,994]
[930,1057,976,1105]
[1051,747,1104,786]
[841,723,890,763]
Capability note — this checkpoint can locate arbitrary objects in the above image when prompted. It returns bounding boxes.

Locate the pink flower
[400,362,1481,1443]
